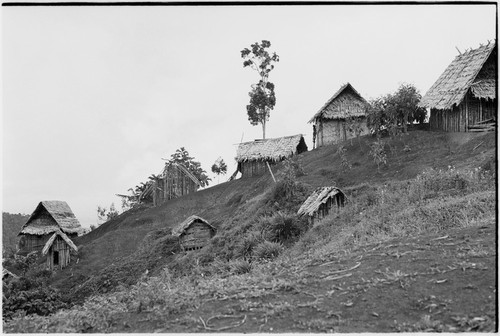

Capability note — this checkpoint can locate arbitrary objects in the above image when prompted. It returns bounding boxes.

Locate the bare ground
[106,217,496,333]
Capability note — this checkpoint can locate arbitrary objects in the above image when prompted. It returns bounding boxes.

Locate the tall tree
[211,157,227,184]
[241,40,279,139]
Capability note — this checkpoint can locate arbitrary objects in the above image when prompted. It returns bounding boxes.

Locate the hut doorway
[53,250,59,266]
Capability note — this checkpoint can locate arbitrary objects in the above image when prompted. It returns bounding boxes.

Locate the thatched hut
[297,187,346,225]
[236,134,308,178]
[18,201,82,270]
[309,83,370,148]
[140,162,202,206]
[172,215,216,251]
[420,41,496,132]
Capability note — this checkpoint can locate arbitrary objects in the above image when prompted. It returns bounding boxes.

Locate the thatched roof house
[297,187,346,224]
[236,134,307,178]
[140,162,202,206]
[420,41,497,132]
[18,201,82,270]
[172,215,216,251]
[309,83,370,148]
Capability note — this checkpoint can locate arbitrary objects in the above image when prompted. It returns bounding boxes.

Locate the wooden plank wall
[430,95,496,132]
[46,236,72,270]
[241,160,269,178]
[152,165,199,206]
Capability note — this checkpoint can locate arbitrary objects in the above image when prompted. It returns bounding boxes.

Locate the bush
[253,241,283,260]
[260,213,306,244]
[229,259,252,274]
[236,231,264,259]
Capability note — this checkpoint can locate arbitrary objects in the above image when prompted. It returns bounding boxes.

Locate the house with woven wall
[235,134,308,178]
[172,215,216,251]
[309,83,370,148]
[140,162,202,207]
[419,41,497,132]
[18,201,81,270]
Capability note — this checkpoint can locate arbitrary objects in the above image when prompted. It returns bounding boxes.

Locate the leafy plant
[253,241,283,260]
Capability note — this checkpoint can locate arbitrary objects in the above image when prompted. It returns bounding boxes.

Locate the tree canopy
[241,40,279,139]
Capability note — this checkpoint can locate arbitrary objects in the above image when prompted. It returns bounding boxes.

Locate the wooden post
[465,94,469,132]
[266,161,276,183]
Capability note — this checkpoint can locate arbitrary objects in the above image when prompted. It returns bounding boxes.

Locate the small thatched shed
[420,41,496,132]
[309,83,370,148]
[297,187,346,225]
[140,162,202,206]
[18,201,82,270]
[236,134,308,178]
[172,215,216,251]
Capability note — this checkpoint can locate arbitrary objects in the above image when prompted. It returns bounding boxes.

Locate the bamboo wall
[45,236,72,270]
[180,222,214,251]
[239,160,270,178]
[430,94,496,132]
[316,118,369,147]
[151,165,200,206]
[18,234,51,254]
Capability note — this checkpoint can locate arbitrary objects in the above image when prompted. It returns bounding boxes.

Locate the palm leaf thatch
[172,215,215,237]
[236,134,307,163]
[308,83,369,123]
[420,42,496,110]
[19,201,82,236]
[41,230,78,255]
[297,186,346,217]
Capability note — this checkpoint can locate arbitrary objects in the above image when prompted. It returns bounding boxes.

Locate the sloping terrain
[3,129,497,332]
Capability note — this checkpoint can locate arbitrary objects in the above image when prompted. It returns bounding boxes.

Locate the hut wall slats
[45,236,73,270]
[180,222,214,249]
[316,118,369,147]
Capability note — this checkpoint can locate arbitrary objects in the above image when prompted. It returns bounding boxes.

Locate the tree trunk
[262,118,266,139]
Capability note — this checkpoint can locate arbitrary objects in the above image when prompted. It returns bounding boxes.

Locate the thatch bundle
[420,42,496,110]
[236,134,307,163]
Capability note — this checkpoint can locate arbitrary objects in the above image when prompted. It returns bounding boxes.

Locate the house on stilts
[235,134,308,178]
[17,201,82,270]
[297,186,346,225]
[309,83,370,148]
[419,41,497,132]
[139,162,202,207]
[172,215,216,251]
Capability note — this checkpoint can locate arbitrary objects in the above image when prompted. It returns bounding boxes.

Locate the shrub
[262,213,306,244]
[236,231,264,259]
[229,259,252,274]
[253,241,283,260]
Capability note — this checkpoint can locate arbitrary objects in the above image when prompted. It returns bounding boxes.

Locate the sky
[2,3,496,227]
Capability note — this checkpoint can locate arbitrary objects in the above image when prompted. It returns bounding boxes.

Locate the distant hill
[2,212,29,255]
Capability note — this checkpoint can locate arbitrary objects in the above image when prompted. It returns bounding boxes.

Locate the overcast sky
[2,3,496,227]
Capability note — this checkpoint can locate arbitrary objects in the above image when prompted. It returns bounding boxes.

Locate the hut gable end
[298,187,346,224]
[172,215,216,251]
[19,201,82,236]
[309,83,370,123]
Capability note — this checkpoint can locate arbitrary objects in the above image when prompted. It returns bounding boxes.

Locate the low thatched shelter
[18,201,82,270]
[140,162,202,206]
[309,83,370,148]
[172,215,216,251]
[297,187,346,225]
[420,41,496,132]
[236,134,307,178]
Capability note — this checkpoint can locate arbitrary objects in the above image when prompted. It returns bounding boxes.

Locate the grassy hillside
[2,212,29,256]
[4,130,497,332]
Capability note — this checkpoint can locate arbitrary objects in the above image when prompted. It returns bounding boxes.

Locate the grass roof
[236,134,307,162]
[297,186,346,217]
[309,83,369,123]
[20,201,82,236]
[420,42,496,110]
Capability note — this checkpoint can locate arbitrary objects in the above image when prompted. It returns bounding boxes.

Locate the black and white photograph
[2,2,497,332]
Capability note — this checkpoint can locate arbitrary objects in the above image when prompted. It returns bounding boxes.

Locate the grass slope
[4,130,496,332]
